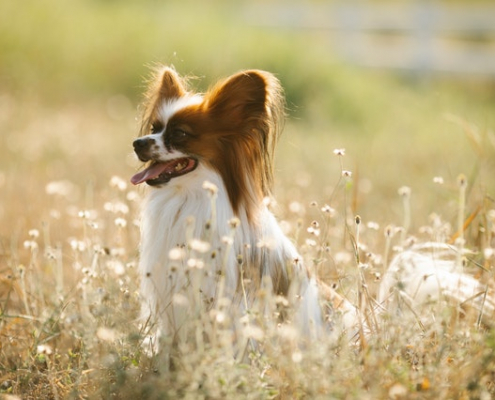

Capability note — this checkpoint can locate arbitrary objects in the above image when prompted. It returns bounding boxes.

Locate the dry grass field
[1,1,495,399]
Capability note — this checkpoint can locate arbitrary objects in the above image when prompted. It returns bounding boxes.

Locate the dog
[131,66,493,350]
[130,66,351,347]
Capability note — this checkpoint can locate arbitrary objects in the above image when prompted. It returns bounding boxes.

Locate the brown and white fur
[131,66,493,349]
[130,67,353,347]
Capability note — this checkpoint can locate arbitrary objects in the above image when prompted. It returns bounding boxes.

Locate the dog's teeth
[175,162,186,171]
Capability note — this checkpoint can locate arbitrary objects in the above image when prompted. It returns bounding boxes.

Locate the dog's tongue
[131,162,170,185]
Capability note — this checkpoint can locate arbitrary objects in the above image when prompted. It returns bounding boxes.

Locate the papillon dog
[131,66,493,349]
[130,66,353,346]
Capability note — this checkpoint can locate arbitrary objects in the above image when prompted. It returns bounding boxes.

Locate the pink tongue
[131,163,170,185]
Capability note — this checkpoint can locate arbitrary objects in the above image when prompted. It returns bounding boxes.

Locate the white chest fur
[138,166,316,338]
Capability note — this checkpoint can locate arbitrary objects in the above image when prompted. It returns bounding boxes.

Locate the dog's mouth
[131,157,198,186]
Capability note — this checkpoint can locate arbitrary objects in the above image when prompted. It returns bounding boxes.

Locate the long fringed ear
[208,72,268,123]
[206,70,285,197]
[139,66,188,136]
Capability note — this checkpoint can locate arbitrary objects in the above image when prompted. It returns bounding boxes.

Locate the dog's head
[131,66,285,220]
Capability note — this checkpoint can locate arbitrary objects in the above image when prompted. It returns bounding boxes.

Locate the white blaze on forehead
[158,95,203,127]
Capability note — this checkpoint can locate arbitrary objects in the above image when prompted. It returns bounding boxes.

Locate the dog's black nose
[133,137,154,151]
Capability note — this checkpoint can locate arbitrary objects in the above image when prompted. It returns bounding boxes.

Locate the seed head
[398,186,411,197]
[457,174,467,188]
[202,180,218,196]
[114,217,127,228]
[228,217,240,229]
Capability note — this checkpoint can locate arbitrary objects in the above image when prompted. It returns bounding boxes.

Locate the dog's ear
[157,67,187,102]
[207,71,269,123]
[140,66,188,136]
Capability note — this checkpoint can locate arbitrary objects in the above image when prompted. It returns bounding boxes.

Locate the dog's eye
[150,122,164,134]
[174,128,188,139]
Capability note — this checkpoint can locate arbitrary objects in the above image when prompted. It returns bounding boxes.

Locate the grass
[1,0,495,398]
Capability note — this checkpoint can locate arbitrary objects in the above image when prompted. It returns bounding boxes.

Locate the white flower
[28,229,39,238]
[187,258,205,269]
[189,239,211,253]
[36,344,53,355]
[398,186,411,197]
[109,176,127,191]
[202,180,218,195]
[114,217,127,228]
[169,247,186,261]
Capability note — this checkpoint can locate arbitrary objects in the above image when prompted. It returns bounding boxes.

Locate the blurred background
[1,0,495,237]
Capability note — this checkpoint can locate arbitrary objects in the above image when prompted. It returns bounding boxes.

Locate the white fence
[244,2,495,78]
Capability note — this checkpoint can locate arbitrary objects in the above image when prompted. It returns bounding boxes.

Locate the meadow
[1,0,495,398]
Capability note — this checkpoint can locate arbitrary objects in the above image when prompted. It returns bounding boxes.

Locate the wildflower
[69,239,86,252]
[398,186,411,197]
[202,180,218,196]
[333,148,345,156]
[36,344,53,355]
[107,260,125,276]
[23,240,38,250]
[215,311,226,324]
[109,176,127,191]
[104,201,129,214]
[275,295,289,307]
[228,217,240,229]
[342,170,352,178]
[307,221,320,237]
[190,239,211,253]
[169,247,186,261]
[263,196,275,207]
[78,210,91,219]
[126,190,139,201]
[433,176,444,184]
[457,173,467,188]
[114,217,127,228]
[321,204,335,215]
[384,225,395,238]
[305,238,317,247]
[28,229,39,238]
[222,236,234,246]
[187,258,205,269]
